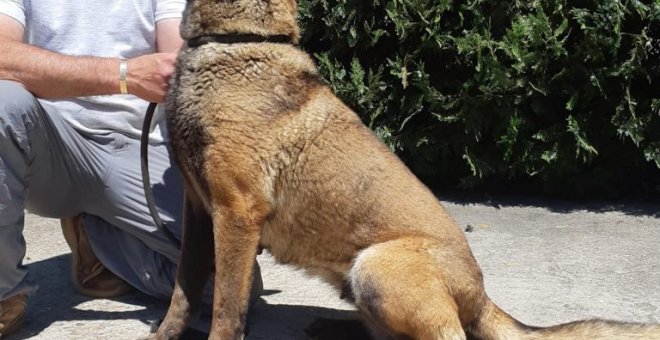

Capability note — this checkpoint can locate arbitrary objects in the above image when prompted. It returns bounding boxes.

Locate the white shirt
[0,0,186,142]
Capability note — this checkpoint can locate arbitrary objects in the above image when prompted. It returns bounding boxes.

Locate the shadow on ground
[248,302,364,340]
[9,254,361,340]
[10,254,167,339]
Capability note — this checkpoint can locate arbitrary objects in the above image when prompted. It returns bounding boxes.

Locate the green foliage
[299,0,660,198]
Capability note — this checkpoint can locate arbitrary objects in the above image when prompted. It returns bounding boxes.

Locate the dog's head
[181,0,299,43]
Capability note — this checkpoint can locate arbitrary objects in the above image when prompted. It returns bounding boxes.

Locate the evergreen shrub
[298,0,660,198]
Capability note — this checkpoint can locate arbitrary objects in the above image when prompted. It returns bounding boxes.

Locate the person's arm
[0,14,177,103]
[156,18,184,53]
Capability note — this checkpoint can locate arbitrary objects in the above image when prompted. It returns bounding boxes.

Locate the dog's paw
[134,320,165,340]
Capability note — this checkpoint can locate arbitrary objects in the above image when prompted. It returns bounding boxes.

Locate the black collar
[187,33,292,48]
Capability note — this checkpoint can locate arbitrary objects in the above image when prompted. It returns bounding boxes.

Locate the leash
[141,102,181,248]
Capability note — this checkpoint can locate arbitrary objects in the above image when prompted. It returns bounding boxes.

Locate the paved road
[7,195,660,339]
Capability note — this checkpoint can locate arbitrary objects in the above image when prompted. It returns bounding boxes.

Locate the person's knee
[0,80,41,150]
[0,80,38,113]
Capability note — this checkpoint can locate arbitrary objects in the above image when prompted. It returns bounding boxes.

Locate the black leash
[141,102,181,247]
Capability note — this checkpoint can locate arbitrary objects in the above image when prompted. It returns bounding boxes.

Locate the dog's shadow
[248,300,370,340]
[10,254,370,340]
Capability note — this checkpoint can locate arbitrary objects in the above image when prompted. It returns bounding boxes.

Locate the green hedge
[298,0,660,198]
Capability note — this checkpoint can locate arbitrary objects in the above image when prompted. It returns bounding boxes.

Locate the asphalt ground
[7,195,660,339]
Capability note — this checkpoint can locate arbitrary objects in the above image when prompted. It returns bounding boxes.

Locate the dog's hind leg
[349,237,468,340]
[154,190,214,340]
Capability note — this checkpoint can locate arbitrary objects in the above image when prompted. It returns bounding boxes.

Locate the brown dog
[150,0,660,339]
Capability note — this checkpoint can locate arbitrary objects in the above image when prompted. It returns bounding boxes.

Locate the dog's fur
[151,0,660,339]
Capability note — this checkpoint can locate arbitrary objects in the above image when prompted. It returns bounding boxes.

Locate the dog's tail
[469,299,660,340]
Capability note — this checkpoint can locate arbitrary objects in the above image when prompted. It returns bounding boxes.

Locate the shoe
[61,215,133,298]
[0,294,27,337]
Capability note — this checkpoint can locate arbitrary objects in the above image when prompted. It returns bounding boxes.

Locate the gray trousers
[0,80,205,302]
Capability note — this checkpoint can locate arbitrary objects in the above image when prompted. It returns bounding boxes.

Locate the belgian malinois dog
[150,0,660,339]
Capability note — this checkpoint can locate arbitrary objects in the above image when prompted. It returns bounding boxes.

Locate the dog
[149,0,660,339]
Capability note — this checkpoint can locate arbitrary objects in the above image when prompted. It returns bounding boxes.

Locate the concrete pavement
[7,195,660,339]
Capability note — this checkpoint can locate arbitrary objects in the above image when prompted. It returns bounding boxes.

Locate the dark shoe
[61,215,133,298]
[0,294,27,337]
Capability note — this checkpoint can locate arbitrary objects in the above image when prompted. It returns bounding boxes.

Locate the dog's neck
[180,0,300,45]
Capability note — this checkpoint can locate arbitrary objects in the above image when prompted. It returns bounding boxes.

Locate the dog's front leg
[209,204,263,340]
[154,191,214,340]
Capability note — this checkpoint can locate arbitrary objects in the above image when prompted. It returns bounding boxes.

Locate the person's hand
[126,53,177,103]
